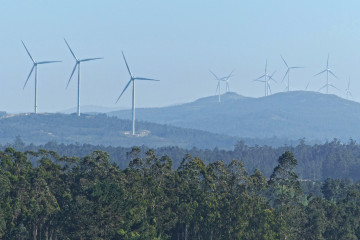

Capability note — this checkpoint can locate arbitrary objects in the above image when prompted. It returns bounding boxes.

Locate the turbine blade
[215,81,220,94]
[268,83,272,94]
[318,84,327,92]
[64,39,77,60]
[280,55,288,68]
[37,61,62,64]
[134,77,160,81]
[23,65,35,89]
[290,66,304,69]
[209,70,219,80]
[226,82,230,92]
[122,51,132,77]
[223,70,235,81]
[265,59,267,73]
[116,79,132,103]
[329,84,339,90]
[269,71,277,83]
[21,41,34,63]
[327,54,330,68]
[254,74,266,81]
[66,64,78,89]
[80,57,103,62]
[329,70,338,79]
[305,80,311,90]
[254,79,266,83]
[282,69,289,83]
[313,69,327,77]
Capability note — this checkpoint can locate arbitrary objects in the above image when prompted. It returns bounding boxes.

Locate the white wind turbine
[222,70,235,93]
[22,41,61,113]
[64,39,103,116]
[345,77,352,100]
[313,54,338,94]
[116,51,160,136]
[281,55,303,92]
[254,60,276,96]
[255,70,276,96]
[209,70,234,102]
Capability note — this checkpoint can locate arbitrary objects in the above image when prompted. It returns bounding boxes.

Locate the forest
[1,147,360,239]
[5,137,360,181]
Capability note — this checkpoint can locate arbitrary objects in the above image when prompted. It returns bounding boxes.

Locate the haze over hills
[109,91,360,141]
[58,105,126,114]
[0,113,241,149]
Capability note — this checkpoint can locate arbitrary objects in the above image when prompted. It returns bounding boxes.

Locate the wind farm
[4,2,360,239]
[14,38,360,137]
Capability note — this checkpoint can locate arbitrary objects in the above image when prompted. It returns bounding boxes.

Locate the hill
[0,113,241,149]
[58,105,125,114]
[109,91,360,141]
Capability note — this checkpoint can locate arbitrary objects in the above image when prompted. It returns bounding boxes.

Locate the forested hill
[0,113,241,149]
[109,91,360,141]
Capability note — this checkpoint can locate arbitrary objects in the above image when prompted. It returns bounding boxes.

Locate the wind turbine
[313,54,338,94]
[281,55,303,92]
[254,60,276,96]
[116,51,159,136]
[345,77,352,99]
[64,39,103,116]
[22,41,61,113]
[222,70,235,93]
[209,70,234,102]
[255,70,277,96]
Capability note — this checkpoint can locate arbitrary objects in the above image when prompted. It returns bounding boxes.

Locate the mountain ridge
[108,91,360,141]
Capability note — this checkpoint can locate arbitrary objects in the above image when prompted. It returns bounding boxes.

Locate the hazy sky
[1,1,360,113]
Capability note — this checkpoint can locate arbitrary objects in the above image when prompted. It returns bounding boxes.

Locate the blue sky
[1,1,360,112]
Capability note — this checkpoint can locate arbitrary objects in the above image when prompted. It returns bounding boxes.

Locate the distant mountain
[108,91,360,141]
[0,113,242,149]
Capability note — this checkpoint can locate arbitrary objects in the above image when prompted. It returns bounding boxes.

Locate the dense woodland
[1,148,360,239]
[5,137,360,181]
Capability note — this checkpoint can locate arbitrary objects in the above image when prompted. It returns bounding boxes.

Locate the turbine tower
[209,70,234,102]
[345,77,352,99]
[116,51,159,136]
[281,55,303,92]
[254,60,276,96]
[313,54,338,94]
[64,39,103,116]
[22,41,61,113]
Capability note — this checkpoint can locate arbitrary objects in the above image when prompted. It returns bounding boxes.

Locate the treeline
[5,137,360,181]
[1,148,360,239]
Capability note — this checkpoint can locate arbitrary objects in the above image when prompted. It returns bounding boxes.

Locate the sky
[1,0,360,113]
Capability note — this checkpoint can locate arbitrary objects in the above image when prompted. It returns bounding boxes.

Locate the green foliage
[0,148,360,239]
[6,137,360,181]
